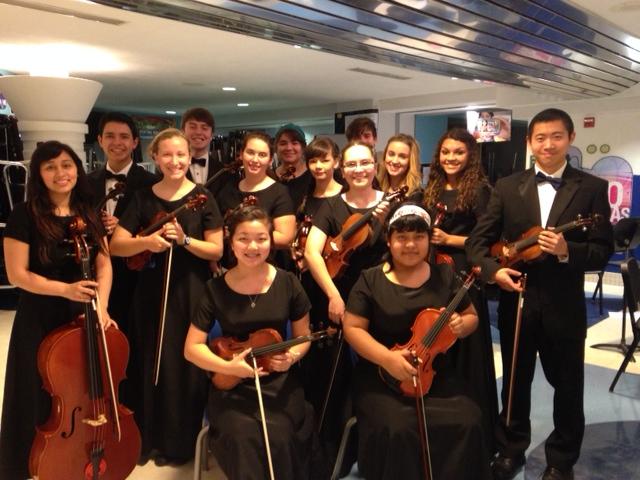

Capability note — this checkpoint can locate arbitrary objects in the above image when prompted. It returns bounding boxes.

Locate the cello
[29,218,141,480]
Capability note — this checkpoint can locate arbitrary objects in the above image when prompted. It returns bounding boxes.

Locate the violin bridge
[82,413,108,428]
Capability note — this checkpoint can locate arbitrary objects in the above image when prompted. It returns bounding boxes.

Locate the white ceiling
[0,0,639,122]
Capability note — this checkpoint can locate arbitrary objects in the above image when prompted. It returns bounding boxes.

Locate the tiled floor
[0,280,639,479]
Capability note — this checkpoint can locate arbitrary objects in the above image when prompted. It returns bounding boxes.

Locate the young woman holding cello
[343,202,491,480]
[184,205,315,480]
[110,128,223,465]
[423,127,498,456]
[377,133,424,203]
[0,141,116,479]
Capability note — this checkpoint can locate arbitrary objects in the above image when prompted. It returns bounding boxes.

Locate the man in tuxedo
[88,111,158,336]
[466,108,613,480]
[182,107,227,196]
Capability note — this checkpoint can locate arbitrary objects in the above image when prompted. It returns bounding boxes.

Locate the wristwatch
[183,235,191,247]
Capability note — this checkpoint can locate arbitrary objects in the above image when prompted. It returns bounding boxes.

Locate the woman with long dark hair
[423,127,498,457]
[0,141,114,479]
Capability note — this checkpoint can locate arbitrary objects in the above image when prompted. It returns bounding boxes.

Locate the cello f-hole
[61,406,81,438]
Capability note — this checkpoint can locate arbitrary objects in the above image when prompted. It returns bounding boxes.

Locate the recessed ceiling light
[165,110,176,115]
[237,103,249,107]
[450,77,459,80]
[473,79,482,83]
[293,45,302,49]
[222,86,236,91]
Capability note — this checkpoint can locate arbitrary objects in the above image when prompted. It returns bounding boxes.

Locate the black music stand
[591,217,640,358]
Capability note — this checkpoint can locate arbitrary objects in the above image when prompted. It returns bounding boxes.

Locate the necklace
[248,294,259,308]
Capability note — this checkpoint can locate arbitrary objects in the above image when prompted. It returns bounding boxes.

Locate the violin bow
[153,242,174,386]
[506,273,527,427]
[251,356,276,480]
[412,355,434,480]
[317,327,344,433]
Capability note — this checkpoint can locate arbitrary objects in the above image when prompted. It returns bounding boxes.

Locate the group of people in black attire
[0,107,612,480]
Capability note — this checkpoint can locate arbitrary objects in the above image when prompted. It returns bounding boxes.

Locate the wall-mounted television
[466,109,512,143]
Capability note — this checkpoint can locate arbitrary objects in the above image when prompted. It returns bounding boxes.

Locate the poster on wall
[132,115,176,139]
[334,109,378,136]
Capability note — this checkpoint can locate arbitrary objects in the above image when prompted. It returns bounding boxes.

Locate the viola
[96,182,126,213]
[209,327,335,390]
[30,218,141,480]
[125,193,208,271]
[204,160,242,190]
[490,214,600,268]
[323,186,408,279]
[379,267,480,397]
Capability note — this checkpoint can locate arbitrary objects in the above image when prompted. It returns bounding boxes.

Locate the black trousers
[496,295,585,471]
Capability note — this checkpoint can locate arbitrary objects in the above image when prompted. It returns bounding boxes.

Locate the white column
[0,75,102,163]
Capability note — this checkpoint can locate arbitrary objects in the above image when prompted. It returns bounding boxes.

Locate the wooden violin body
[209,327,335,391]
[323,186,408,279]
[291,215,312,262]
[379,268,479,397]
[126,193,208,271]
[29,316,140,480]
[490,214,600,268]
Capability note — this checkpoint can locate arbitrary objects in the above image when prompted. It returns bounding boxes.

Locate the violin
[125,194,208,271]
[429,202,453,266]
[204,160,242,190]
[323,186,408,279]
[490,214,600,268]
[96,182,126,213]
[379,267,480,397]
[277,166,297,183]
[209,327,335,390]
[30,218,141,480]
[291,214,312,263]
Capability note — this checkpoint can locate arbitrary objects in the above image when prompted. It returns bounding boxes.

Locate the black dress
[284,169,313,212]
[215,180,294,268]
[191,269,314,480]
[0,204,100,479]
[430,184,499,456]
[118,184,222,461]
[346,264,492,480]
[309,194,388,470]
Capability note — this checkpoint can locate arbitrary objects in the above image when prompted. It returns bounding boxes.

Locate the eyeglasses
[343,160,376,170]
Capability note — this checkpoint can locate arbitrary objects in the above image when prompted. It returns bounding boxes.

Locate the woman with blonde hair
[377,133,423,202]
[110,127,223,466]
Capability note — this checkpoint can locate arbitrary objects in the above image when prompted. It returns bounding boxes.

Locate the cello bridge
[82,413,107,427]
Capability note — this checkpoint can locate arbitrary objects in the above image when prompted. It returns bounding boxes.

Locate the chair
[0,160,28,292]
[193,421,211,480]
[591,217,640,355]
[331,416,358,480]
[609,258,640,392]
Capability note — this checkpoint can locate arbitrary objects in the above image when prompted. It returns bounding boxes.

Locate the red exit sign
[584,116,595,128]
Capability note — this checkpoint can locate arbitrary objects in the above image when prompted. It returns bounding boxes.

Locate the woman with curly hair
[423,127,498,458]
[377,133,423,202]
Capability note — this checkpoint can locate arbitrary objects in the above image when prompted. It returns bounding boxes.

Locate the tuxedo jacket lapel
[547,165,581,228]
[518,169,542,227]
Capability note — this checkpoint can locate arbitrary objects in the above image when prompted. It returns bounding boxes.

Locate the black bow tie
[191,157,207,167]
[105,171,127,183]
[535,171,563,190]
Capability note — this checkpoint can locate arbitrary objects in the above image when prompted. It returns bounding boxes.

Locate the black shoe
[541,466,574,480]
[491,454,526,480]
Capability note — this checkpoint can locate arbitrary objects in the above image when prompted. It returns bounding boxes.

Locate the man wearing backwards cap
[274,123,312,210]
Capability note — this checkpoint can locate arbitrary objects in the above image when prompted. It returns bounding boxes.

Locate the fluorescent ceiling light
[0,43,124,77]
[237,103,249,107]
[222,87,236,91]
[166,110,176,115]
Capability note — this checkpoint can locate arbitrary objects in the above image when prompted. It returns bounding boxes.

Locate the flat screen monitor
[466,109,512,143]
